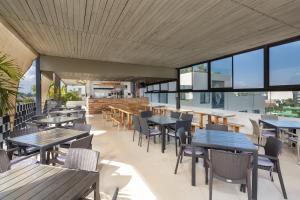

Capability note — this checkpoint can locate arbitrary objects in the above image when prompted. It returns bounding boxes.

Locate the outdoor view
[17,60,36,103]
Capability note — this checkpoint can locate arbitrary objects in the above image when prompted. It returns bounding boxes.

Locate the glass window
[233,49,264,89]
[200,92,210,104]
[211,57,232,88]
[180,92,193,106]
[159,93,168,104]
[18,60,36,103]
[193,63,208,90]
[153,84,160,91]
[160,83,168,91]
[147,85,153,92]
[168,81,176,91]
[270,40,300,86]
[168,93,176,105]
[180,67,192,90]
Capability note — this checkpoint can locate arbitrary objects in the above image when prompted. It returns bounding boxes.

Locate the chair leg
[133,130,135,142]
[247,175,252,200]
[174,148,183,174]
[297,145,300,165]
[154,136,156,144]
[175,138,178,156]
[209,172,213,200]
[147,136,150,152]
[276,162,288,199]
[270,170,274,182]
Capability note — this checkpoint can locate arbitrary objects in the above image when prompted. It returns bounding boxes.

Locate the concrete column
[35,57,42,114]
[176,69,180,109]
[53,73,61,100]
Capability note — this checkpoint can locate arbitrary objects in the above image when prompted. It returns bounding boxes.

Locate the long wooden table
[6,128,89,164]
[0,164,100,200]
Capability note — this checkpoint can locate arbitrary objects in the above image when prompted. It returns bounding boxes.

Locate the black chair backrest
[70,135,94,149]
[132,115,141,132]
[175,120,189,131]
[264,137,282,158]
[139,117,149,135]
[206,124,229,132]
[210,150,251,181]
[171,111,181,119]
[0,149,10,173]
[177,127,187,146]
[181,113,193,121]
[73,123,92,133]
[140,111,153,118]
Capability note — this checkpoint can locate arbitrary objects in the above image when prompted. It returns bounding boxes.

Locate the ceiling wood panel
[0,0,299,70]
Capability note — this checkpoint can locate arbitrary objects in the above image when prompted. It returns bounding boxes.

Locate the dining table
[192,129,258,200]
[0,163,100,200]
[33,116,80,127]
[259,119,300,137]
[147,115,179,153]
[6,128,89,164]
[49,109,83,116]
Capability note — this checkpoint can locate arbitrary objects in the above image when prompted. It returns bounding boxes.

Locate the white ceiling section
[0,0,299,74]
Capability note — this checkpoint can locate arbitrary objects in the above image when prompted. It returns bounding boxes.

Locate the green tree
[0,53,21,116]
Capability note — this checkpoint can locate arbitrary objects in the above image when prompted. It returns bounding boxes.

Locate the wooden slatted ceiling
[0,0,299,68]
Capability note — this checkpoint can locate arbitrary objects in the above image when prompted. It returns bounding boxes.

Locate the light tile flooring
[88,114,300,200]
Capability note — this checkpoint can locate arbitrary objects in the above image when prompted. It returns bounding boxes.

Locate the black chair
[170,111,181,119]
[208,150,252,200]
[132,115,141,142]
[174,128,205,183]
[206,124,229,132]
[256,137,287,199]
[138,117,162,152]
[181,113,193,121]
[140,111,153,118]
[167,120,190,156]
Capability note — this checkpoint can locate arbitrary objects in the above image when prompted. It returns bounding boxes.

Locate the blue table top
[192,129,257,152]
[260,119,300,129]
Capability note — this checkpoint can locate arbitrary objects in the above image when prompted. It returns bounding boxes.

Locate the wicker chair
[208,149,252,200]
[167,120,190,156]
[250,119,276,145]
[64,148,100,199]
[256,137,287,199]
[206,124,229,132]
[140,111,153,118]
[174,128,205,184]
[282,129,300,164]
[132,115,141,142]
[0,148,38,173]
[50,135,94,165]
[170,111,181,119]
[138,117,161,152]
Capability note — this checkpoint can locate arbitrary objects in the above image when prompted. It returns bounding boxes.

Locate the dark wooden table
[192,129,258,200]
[147,115,178,153]
[259,119,300,137]
[0,164,100,200]
[6,128,89,164]
[33,116,80,126]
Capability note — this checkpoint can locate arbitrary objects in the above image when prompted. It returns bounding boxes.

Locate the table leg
[121,112,124,126]
[94,175,100,200]
[40,149,46,164]
[223,117,228,125]
[208,115,212,124]
[192,147,196,186]
[161,126,166,153]
[200,114,204,128]
[252,151,258,200]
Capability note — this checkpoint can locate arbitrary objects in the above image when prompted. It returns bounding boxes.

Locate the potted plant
[0,53,21,116]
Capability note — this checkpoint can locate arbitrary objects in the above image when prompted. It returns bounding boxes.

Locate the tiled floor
[88,114,300,200]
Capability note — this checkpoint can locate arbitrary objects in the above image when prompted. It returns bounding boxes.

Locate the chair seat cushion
[150,129,161,135]
[258,156,274,167]
[261,130,276,138]
[184,146,204,156]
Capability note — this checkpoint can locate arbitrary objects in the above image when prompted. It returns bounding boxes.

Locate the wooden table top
[193,111,235,118]
[34,116,80,125]
[0,164,99,200]
[7,128,88,149]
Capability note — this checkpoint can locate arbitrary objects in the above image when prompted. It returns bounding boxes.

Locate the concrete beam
[40,55,176,81]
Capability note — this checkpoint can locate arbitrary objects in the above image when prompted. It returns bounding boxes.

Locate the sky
[18,61,36,94]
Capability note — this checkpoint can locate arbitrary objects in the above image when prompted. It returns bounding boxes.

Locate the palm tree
[0,53,21,116]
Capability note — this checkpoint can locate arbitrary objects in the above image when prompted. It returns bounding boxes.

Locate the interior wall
[41,74,52,111]
[0,17,37,126]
